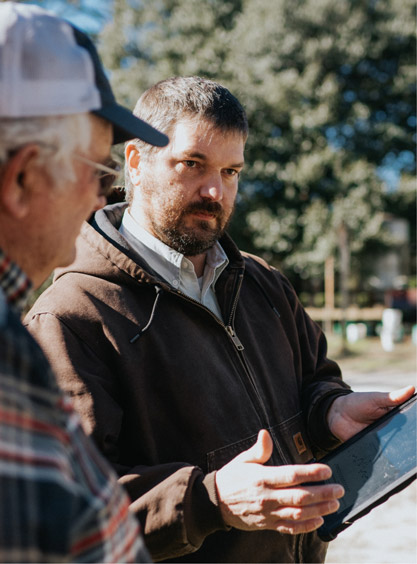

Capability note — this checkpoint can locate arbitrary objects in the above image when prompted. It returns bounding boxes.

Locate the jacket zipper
[173,275,274,432]
[295,533,304,563]
[225,325,244,350]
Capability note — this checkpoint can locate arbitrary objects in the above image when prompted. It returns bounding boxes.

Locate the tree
[98,0,415,292]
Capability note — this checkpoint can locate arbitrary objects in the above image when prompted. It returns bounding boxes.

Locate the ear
[125,143,141,187]
[0,145,41,219]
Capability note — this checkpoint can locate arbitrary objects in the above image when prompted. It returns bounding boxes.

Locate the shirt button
[172,279,179,288]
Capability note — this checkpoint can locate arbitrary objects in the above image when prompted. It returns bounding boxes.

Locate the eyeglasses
[74,154,122,197]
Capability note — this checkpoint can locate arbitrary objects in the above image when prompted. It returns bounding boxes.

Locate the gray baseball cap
[0,2,168,146]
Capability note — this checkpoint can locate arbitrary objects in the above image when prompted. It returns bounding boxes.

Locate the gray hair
[124,76,248,203]
[0,113,91,186]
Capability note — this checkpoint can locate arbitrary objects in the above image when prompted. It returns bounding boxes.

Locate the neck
[187,253,207,278]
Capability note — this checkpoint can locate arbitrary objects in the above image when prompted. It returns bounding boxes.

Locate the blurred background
[10,0,417,562]
[20,0,416,352]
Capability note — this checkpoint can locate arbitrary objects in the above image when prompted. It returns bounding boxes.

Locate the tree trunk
[324,255,335,335]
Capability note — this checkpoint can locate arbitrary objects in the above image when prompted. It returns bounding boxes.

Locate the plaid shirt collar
[0,248,32,311]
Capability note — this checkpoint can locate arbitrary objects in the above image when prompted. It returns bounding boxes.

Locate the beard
[150,199,234,256]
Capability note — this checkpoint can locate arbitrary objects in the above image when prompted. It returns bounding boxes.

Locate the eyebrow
[182,151,245,168]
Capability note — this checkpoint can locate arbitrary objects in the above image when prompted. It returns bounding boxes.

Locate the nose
[93,194,107,212]
[199,172,223,201]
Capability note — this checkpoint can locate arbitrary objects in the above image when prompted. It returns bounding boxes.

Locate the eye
[224,168,240,177]
[184,160,197,168]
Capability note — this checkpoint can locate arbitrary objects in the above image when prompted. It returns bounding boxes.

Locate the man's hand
[327,385,415,442]
[215,430,344,535]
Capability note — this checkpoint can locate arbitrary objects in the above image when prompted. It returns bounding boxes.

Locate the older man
[0,2,167,562]
[27,76,414,562]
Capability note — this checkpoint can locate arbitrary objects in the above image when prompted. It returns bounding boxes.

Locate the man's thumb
[236,430,273,465]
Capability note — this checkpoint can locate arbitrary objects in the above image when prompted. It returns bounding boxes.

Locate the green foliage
[98,0,415,286]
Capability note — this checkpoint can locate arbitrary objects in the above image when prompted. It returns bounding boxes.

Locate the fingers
[272,499,340,535]
[328,386,416,442]
[258,486,343,517]
[278,498,341,520]
[246,494,343,536]
[261,463,332,488]
[276,517,325,535]
[233,429,274,465]
[388,385,415,404]
[363,386,415,415]
[259,485,344,535]
[215,432,347,535]
[215,458,344,533]
[352,386,415,411]
[271,483,345,506]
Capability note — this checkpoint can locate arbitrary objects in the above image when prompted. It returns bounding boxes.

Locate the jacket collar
[91,202,246,280]
[85,203,246,323]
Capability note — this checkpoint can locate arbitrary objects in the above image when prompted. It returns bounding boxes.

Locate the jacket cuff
[185,470,230,548]
[308,389,354,453]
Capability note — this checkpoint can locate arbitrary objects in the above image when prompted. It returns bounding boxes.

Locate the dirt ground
[325,481,417,564]
[324,335,417,564]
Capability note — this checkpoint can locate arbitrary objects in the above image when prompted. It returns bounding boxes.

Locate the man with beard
[26,76,414,563]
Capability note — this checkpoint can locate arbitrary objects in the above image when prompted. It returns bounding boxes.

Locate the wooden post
[338,222,350,354]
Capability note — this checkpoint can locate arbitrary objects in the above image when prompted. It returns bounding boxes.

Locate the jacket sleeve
[25,311,227,561]
[277,272,353,454]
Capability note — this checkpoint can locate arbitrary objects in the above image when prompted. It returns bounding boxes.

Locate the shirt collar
[0,248,32,311]
[122,210,185,269]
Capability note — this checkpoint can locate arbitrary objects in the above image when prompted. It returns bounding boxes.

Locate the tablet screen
[317,394,416,540]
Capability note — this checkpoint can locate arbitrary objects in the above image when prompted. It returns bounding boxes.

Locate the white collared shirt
[119,209,229,321]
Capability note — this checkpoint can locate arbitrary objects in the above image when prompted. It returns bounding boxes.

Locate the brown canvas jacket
[25,203,352,563]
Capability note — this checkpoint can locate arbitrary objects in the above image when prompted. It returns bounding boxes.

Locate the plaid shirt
[0,249,150,562]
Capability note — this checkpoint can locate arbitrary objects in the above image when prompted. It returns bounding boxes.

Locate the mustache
[183,200,223,216]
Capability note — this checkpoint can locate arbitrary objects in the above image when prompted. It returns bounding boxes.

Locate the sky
[25,0,111,34]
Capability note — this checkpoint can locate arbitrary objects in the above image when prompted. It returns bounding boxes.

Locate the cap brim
[93,103,169,146]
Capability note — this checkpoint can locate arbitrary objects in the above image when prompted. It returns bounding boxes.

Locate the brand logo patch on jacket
[293,431,307,455]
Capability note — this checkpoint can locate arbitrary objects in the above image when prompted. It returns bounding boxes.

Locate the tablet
[316,393,416,542]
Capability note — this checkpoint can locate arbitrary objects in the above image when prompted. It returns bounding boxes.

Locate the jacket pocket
[269,411,313,465]
[206,413,313,472]
[206,433,259,472]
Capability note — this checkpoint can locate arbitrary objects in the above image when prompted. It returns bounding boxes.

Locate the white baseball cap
[0,1,168,146]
